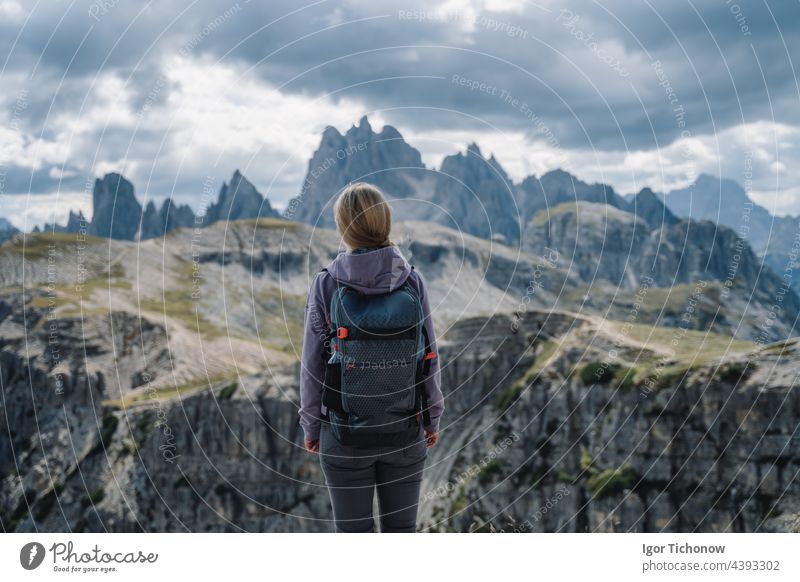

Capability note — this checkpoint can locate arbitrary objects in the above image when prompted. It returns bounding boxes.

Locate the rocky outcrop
[664,174,778,253]
[203,170,279,226]
[140,198,196,239]
[630,187,679,229]
[433,144,520,243]
[665,174,800,294]
[422,312,800,533]
[3,300,797,533]
[517,169,630,225]
[286,116,428,227]
[87,173,142,240]
[39,170,280,241]
[524,201,800,341]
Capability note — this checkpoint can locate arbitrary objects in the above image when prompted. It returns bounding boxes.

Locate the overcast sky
[1,0,799,229]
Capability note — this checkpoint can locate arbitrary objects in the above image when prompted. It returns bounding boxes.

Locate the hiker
[299,182,444,533]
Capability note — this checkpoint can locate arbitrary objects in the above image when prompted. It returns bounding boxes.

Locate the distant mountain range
[661,175,800,293]
[3,115,799,319]
[31,169,279,242]
[17,115,798,253]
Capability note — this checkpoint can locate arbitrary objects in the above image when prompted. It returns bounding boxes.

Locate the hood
[326,246,412,295]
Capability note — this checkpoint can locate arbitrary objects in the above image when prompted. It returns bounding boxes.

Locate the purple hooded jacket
[299,246,444,442]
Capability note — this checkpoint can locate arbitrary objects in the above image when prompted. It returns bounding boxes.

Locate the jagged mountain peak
[466,142,482,157]
[632,187,679,228]
[88,172,141,240]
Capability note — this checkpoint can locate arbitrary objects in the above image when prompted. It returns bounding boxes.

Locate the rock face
[664,174,775,250]
[139,199,196,239]
[664,174,800,293]
[630,187,679,229]
[286,116,428,228]
[517,169,630,226]
[433,144,520,243]
[203,170,279,226]
[422,312,800,533]
[87,173,142,240]
[1,195,799,534]
[48,170,279,240]
[524,201,800,341]
[2,287,798,532]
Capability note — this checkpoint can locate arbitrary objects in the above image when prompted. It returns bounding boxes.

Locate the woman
[299,182,444,533]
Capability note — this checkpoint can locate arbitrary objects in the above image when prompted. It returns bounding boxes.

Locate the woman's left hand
[424,430,439,448]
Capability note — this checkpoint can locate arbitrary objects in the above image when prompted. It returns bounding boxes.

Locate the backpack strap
[419,324,436,427]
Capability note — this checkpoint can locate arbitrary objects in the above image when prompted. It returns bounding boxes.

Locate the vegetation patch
[218,382,238,400]
[556,470,577,484]
[760,339,797,356]
[715,361,755,384]
[577,362,616,385]
[81,487,105,507]
[579,448,595,474]
[587,465,636,500]
[244,217,304,230]
[478,459,505,485]
[141,289,224,338]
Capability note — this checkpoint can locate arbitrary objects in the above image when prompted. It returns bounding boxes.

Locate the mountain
[432,143,520,242]
[203,170,279,225]
[664,175,800,295]
[44,170,278,240]
[140,199,196,239]
[290,117,639,244]
[0,217,19,244]
[629,187,679,229]
[517,168,630,226]
[87,173,141,240]
[286,116,428,228]
[524,200,800,340]
[663,175,800,291]
[1,219,797,532]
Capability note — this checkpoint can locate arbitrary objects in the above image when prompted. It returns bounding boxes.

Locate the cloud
[1,0,799,224]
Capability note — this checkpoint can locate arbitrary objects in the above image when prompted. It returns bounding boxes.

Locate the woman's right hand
[305,439,320,454]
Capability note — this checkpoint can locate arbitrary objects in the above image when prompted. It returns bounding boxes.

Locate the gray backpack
[321,270,435,446]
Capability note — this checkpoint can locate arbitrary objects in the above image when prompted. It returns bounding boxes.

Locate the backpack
[320,269,436,446]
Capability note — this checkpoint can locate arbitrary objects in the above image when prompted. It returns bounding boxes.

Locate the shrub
[494,381,525,412]
[587,465,636,499]
[578,362,616,385]
[556,470,576,484]
[579,448,595,473]
[715,361,754,384]
[81,487,105,507]
[478,459,505,485]
[219,382,238,400]
[614,366,636,390]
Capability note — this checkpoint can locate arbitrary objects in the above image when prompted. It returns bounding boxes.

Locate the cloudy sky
[1,0,799,229]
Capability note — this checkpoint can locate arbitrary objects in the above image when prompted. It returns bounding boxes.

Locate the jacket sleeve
[299,273,328,441]
[417,272,445,433]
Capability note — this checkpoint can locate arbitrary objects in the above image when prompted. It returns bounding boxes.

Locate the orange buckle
[424,352,437,361]
[337,327,349,339]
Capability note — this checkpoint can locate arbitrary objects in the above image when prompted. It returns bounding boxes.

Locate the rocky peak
[87,173,141,240]
[631,187,679,228]
[436,142,519,242]
[286,116,426,226]
[204,170,277,225]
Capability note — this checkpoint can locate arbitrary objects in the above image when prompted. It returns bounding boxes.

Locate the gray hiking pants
[319,422,427,533]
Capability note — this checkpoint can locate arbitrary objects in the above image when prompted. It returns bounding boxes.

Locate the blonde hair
[334,182,394,250]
